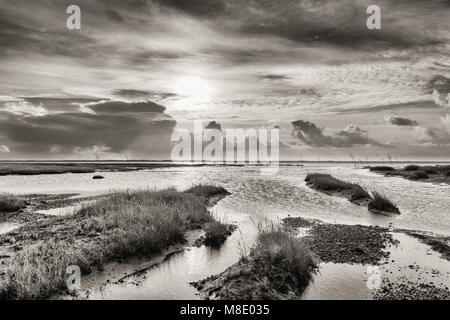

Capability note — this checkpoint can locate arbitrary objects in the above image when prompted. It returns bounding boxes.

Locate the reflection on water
[0,222,19,235]
[302,263,374,300]
[302,232,450,300]
[2,164,448,234]
[1,164,449,299]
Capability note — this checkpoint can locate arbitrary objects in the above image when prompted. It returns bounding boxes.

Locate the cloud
[0,100,176,158]
[440,114,450,133]
[413,125,450,146]
[205,120,222,131]
[113,89,178,100]
[431,90,450,108]
[428,75,450,108]
[88,101,166,114]
[335,101,439,114]
[385,115,418,126]
[160,0,227,17]
[0,145,10,152]
[291,120,387,148]
[3,101,49,117]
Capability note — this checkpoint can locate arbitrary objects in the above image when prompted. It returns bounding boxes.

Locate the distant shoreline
[1,160,450,176]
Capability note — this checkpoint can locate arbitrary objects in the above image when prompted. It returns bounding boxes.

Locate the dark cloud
[427,75,450,94]
[113,89,178,100]
[385,115,418,126]
[113,89,153,98]
[0,100,176,157]
[259,74,291,80]
[159,0,228,17]
[89,101,166,114]
[291,120,388,148]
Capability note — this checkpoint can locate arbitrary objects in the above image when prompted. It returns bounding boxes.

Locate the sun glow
[173,76,213,100]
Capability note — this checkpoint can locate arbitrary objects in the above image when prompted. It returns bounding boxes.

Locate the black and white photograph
[0,0,449,307]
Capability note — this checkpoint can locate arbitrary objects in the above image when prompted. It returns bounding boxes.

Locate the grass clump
[404,165,420,171]
[410,171,429,180]
[368,191,400,214]
[369,166,394,172]
[0,241,98,300]
[0,193,25,212]
[0,188,220,299]
[305,173,370,201]
[203,220,234,248]
[185,185,230,206]
[185,185,229,198]
[193,223,317,299]
[254,225,317,293]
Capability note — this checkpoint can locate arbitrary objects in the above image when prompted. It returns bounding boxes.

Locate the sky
[1,0,450,160]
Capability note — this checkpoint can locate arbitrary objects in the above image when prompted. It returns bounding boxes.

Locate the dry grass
[368,191,400,214]
[253,223,317,293]
[0,241,97,300]
[404,165,420,171]
[0,193,25,212]
[411,171,429,180]
[369,166,394,172]
[193,222,317,299]
[305,173,370,201]
[185,185,229,200]
[203,216,234,248]
[0,188,218,299]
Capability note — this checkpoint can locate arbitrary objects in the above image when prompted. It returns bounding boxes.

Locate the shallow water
[1,164,449,299]
[0,222,19,235]
[302,232,450,300]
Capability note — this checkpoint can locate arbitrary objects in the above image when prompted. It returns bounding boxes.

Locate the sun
[173,76,212,100]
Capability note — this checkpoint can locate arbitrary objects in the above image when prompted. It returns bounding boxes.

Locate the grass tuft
[194,223,317,299]
[254,224,317,292]
[203,220,234,248]
[369,166,394,172]
[0,193,25,212]
[305,173,370,201]
[368,191,400,214]
[410,171,429,180]
[185,185,230,198]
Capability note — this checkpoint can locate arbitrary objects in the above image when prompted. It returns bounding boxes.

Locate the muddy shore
[193,216,450,300]
[0,187,234,299]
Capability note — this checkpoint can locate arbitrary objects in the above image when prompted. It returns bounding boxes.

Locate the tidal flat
[0,162,449,300]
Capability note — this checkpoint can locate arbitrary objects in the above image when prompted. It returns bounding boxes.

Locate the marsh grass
[410,171,429,180]
[305,173,370,201]
[0,241,96,300]
[404,165,420,171]
[0,188,218,299]
[368,191,400,214]
[0,193,25,212]
[185,185,230,202]
[252,223,317,293]
[369,166,394,172]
